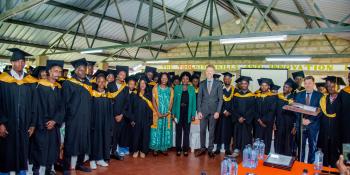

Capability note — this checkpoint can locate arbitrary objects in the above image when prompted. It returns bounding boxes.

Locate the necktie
[306,93,310,106]
[207,81,212,94]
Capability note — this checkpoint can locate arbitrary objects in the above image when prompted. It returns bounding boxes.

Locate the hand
[0,124,8,138]
[115,114,123,122]
[224,111,231,117]
[28,127,35,137]
[191,117,195,121]
[291,127,297,135]
[213,112,220,119]
[302,118,311,126]
[131,121,136,127]
[337,155,350,175]
[258,119,267,128]
[46,120,56,130]
[157,112,163,118]
[238,117,245,124]
[198,112,203,120]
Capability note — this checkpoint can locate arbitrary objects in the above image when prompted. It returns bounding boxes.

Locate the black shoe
[225,150,232,156]
[45,170,56,175]
[208,151,215,158]
[195,148,206,157]
[183,151,189,157]
[176,151,181,156]
[161,151,168,156]
[112,153,124,161]
[63,170,71,175]
[214,149,220,154]
[153,151,158,156]
[76,165,92,172]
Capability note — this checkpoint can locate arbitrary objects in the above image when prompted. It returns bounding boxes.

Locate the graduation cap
[292,71,305,79]
[63,68,69,72]
[87,61,96,66]
[222,72,233,78]
[46,60,64,70]
[213,73,221,79]
[145,66,157,73]
[71,58,87,69]
[323,76,346,86]
[316,82,326,88]
[126,75,138,82]
[235,76,252,83]
[257,78,273,86]
[284,78,298,90]
[32,66,46,79]
[191,71,202,79]
[347,66,350,70]
[116,65,129,76]
[93,70,108,78]
[271,84,281,91]
[7,48,32,61]
[107,69,117,76]
[4,65,12,72]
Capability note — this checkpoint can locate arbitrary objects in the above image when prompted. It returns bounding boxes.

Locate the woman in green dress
[150,72,174,156]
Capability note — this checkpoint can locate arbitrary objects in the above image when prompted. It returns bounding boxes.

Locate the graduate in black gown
[30,60,65,175]
[339,67,350,144]
[130,77,153,158]
[191,71,201,99]
[274,78,298,156]
[86,61,96,81]
[62,58,92,173]
[231,76,256,157]
[254,78,277,154]
[292,71,305,93]
[89,70,113,170]
[318,76,344,167]
[316,82,327,95]
[0,48,37,174]
[32,66,47,80]
[108,66,129,161]
[145,66,157,88]
[214,72,235,155]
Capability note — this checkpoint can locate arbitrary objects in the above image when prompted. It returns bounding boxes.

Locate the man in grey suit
[195,65,223,158]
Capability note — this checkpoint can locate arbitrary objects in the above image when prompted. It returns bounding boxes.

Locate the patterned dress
[149,85,173,151]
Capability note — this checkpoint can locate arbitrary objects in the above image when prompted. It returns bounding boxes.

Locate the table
[237,160,338,175]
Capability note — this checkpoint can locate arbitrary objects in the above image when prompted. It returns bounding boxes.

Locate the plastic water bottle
[258,140,265,160]
[243,145,249,168]
[253,138,260,151]
[251,147,258,169]
[228,156,239,175]
[221,157,228,175]
[314,149,324,171]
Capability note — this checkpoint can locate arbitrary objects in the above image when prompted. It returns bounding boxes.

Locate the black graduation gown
[90,90,113,161]
[214,87,234,149]
[62,76,92,156]
[317,95,341,167]
[30,80,64,167]
[107,81,130,149]
[129,92,153,153]
[231,90,256,151]
[274,93,296,156]
[339,87,350,143]
[0,72,37,172]
[254,93,277,154]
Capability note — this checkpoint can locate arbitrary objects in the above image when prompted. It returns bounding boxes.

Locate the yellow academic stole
[343,86,350,94]
[255,91,275,98]
[277,93,294,104]
[223,86,235,102]
[107,82,126,98]
[91,90,109,98]
[320,95,336,118]
[195,87,199,93]
[37,79,62,89]
[151,85,174,129]
[67,78,92,95]
[0,72,37,85]
[233,91,255,98]
[139,92,157,121]
[148,81,157,86]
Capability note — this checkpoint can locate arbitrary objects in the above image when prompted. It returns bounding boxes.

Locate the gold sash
[151,85,174,129]
[223,86,235,102]
[343,86,350,94]
[38,79,62,89]
[67,78,92,94]
[255,91,275,98]
[0,72,37,85]
[233,92,255,98]
[107,82,126,98]
[320,95,336,118]
[91,90,109,98]
[139,92,157,121]
[148,81,157,86]
[277,93,294,104]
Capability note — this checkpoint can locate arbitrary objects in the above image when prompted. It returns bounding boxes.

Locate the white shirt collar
[10,69,24,80]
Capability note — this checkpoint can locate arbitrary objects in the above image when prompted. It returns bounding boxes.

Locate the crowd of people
[0,48,350,175]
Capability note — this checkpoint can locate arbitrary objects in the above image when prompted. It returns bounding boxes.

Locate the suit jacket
[197,79,223,116]
[295,90,322,130]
